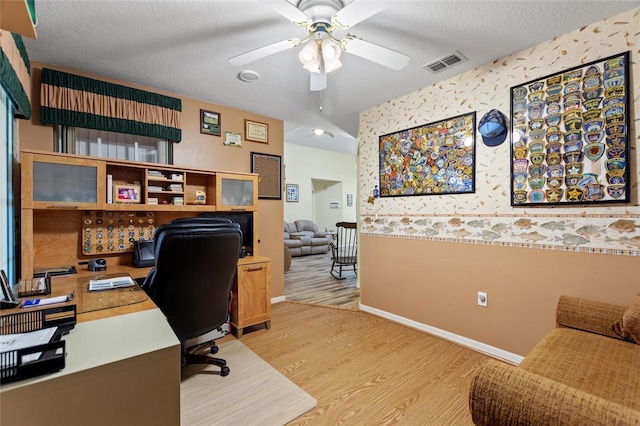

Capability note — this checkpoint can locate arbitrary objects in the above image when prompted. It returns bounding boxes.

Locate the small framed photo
[347,194,353,207]
[245,119,268,143]
[286,184,299,202]
[114,183,141,204]
[201,109,221,136]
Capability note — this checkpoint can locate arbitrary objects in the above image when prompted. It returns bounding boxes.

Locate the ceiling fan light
[321,39,341,61]
[303,60,321,73]
[313,128,324,135]
[299,41,319,65]
[324,57,342,73]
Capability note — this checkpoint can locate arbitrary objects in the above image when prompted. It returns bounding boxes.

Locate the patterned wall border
[361,214,640,256]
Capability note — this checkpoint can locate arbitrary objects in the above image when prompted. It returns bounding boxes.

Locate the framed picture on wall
[200,109,221,136]
[245,119,268,143]
[286,184,299,202]
[378,112,476,197]
[509,51,630,205]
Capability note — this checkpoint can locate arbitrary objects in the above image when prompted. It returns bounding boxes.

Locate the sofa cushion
[612,294,640,344]
[520,327,640,409]
[294,220,318,233]
[309,237,329,247]
[285,222,298,234]
[285,239,303,248]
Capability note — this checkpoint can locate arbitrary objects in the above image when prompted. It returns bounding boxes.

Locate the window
[0,88,16,283]
[54,125,173,164]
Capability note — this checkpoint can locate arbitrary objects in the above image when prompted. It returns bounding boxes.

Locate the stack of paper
[148,170,165,178]
[166,183,183,192]
[89,276,135,291]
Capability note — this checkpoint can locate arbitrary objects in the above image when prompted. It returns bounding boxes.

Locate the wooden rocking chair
[330,222,357,280]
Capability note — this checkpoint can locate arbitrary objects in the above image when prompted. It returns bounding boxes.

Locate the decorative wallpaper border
[361,214,640,256]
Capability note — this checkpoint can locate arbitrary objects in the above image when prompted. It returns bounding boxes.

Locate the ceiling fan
[229,0,410,91]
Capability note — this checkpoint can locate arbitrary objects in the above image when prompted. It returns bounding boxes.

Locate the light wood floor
[284,252,360,309]
[241,302,489,425]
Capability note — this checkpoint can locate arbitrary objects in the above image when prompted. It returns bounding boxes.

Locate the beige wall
[358,8,640,356]
[283,143,357,227]
[17,62,285,298]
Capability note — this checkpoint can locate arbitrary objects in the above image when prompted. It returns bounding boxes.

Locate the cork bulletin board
[251,152,282,199]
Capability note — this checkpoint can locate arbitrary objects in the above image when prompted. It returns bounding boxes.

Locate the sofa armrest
[313,231,327,238]
[470,359,640,426]
[556,295,628,340]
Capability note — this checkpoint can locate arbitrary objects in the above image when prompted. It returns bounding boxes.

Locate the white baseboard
[359,303,524,365]
[272,295,286,304]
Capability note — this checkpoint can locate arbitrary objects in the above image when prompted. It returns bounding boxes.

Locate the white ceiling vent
[423,52,466,73]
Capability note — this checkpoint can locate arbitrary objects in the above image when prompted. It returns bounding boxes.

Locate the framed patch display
[378,112,476,197]
[510,51,630,206]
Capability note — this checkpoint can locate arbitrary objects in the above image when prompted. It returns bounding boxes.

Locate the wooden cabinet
[21,152,106,209]
[215,172,258,211]
[21,150,257,213]
[19,150,263,278]
[231,256,271,338]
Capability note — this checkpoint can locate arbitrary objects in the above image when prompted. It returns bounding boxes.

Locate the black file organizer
[0,305,77,384]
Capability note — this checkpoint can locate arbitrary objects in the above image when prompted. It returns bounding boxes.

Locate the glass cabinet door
[216,173,258,211]
[22,153,105,209]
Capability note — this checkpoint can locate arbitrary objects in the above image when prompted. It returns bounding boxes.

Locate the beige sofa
[469,294,640,425]
[284,220,331,257]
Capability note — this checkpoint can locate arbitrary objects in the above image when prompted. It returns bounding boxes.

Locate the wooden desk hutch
[19,149,271,336]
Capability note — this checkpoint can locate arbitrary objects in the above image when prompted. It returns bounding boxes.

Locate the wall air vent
[423,52,466,73]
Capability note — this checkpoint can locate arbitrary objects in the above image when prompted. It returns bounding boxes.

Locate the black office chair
[141,219,242,376]
[330,222,357,280]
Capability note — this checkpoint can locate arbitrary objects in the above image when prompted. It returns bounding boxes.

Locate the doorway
[312,179,342,232]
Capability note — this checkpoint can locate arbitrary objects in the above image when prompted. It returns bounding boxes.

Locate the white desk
[0,308,181,425]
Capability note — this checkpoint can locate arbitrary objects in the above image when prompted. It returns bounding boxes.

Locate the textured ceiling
[23,1,640,155]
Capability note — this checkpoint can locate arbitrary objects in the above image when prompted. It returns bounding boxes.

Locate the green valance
[0,32,31,119]
[40,68,182,141]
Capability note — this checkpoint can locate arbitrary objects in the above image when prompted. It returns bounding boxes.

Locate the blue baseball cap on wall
[478,109,508,146]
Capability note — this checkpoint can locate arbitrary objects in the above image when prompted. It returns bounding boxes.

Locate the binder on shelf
[106,174,113,203]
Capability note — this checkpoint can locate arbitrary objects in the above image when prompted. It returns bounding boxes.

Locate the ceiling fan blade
[343,37,410,70]
[229,39,298,66]
[259,0,311,27]
[310,70,327,91]
[331,2,389,30]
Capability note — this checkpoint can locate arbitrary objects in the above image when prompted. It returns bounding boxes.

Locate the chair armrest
[470,359,640,426]
[556,295,628,340]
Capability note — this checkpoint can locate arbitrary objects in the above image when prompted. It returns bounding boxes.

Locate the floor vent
[423,52,466,73]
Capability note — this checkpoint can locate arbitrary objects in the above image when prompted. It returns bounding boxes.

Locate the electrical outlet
[478,291,488,307]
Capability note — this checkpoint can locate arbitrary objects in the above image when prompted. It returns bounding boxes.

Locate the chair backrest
[142,220,242,342]
[332,222,357,263]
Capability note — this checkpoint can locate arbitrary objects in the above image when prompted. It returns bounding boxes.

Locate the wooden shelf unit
[19,150,261,279]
